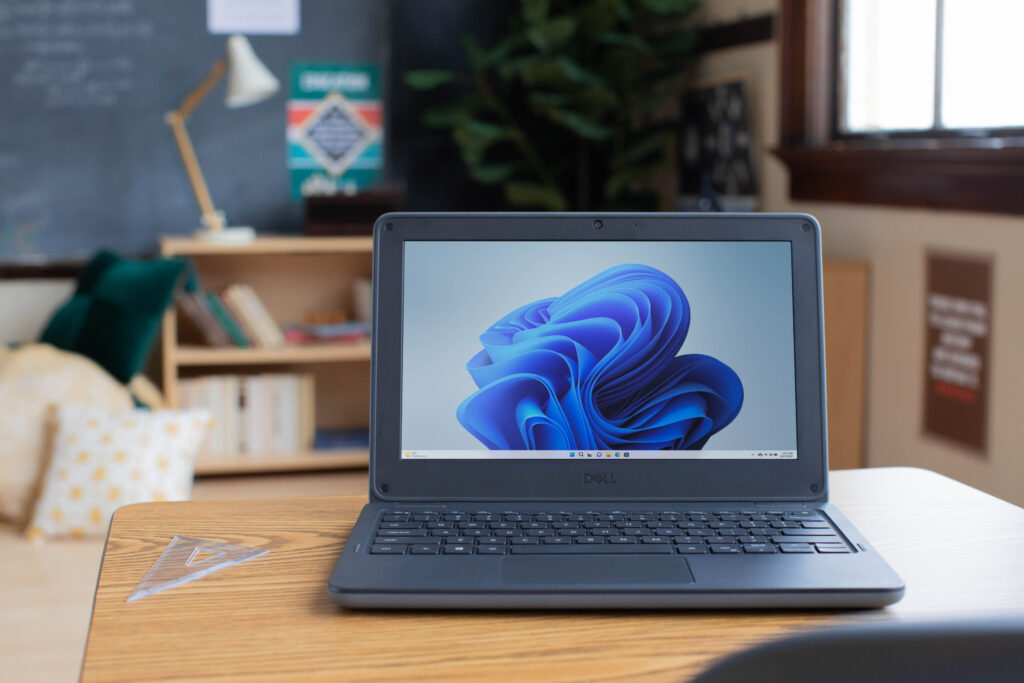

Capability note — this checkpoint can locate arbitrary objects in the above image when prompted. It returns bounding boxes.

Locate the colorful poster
[287,63,383,198]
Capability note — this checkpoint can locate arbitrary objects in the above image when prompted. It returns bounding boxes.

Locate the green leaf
[452,123,499,166]
[599,32,653,54]
[522,0,550,25]
[525,16,577,52]
[517,55,603,88]
[468,163,520,185]
[604,156,664,199]
[461,34,485,72]
[504,182,568,211]
[480,35,527,68]
[421,98,479,128]
[539,108,613,140]
[617,129,672,166]
[640,0,700,15]
[463,118,508,140]
[404,69,457,90]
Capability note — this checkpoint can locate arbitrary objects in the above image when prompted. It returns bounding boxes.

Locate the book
[205,293,252,348]
[177,291,232,347]
[223,284,285,348]
[180,372,317,457]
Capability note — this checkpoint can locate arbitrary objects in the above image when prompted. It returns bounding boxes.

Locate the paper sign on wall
[287,63,383,198]
[208,0,300,35]
[922,252,993,453]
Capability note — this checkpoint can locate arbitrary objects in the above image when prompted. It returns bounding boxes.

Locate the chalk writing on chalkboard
[2,0,151,109]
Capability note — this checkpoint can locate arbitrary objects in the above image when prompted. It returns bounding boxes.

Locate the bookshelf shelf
[177,342,371,366]
[193,449,369,475]
[162,235,373,256]
[161,236,373,476]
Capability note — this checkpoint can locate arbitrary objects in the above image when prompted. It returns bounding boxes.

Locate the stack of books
[178,282,286,348]
[179,373,315,458]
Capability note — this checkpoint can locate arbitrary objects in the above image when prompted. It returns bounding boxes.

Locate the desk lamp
[165,35,280,244]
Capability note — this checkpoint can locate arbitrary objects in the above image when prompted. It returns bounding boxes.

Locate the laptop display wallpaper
[402,241,798,461]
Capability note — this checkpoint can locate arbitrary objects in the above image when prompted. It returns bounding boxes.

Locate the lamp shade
[224,34,280,108]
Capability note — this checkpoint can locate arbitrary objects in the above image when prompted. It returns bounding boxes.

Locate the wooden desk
[82,468,1024,682]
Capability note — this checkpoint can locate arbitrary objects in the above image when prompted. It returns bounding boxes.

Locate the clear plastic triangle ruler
[127,535,268,602]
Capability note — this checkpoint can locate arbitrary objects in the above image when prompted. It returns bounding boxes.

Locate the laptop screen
[400,241,797,461]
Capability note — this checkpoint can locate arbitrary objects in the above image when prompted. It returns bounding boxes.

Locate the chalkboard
[0,0,385,263]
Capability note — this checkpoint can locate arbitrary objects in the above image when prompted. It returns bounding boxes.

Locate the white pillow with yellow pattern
[27,403,212,540]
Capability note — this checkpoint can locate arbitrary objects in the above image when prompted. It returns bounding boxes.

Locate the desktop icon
[615,452,620,457]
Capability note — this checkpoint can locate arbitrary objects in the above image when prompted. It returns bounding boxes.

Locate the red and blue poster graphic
[287,63,383,198]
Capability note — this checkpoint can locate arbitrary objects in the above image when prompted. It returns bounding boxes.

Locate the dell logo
[583,473,617,485]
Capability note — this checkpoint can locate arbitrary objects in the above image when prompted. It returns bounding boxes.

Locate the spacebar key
[510,544,673,554]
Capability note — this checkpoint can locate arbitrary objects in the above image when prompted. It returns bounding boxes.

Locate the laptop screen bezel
[370,213,828,502]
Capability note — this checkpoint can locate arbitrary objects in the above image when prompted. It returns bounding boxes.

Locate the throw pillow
[26,404,211,540]
[0,344,133,525]
[39,251,185,383]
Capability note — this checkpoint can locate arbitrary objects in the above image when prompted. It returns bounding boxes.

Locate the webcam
[593,219,603,229]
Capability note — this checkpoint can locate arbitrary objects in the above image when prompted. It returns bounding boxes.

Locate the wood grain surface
[82,468,1024,682]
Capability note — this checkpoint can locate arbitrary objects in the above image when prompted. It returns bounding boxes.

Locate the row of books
[178,374,315,457]
[178,283,286,349]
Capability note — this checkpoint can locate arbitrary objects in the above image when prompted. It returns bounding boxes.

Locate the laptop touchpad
[500,556,694,585]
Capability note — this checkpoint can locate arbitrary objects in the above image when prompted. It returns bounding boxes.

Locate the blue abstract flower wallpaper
[456,265,743,451]
[401,240,797,455]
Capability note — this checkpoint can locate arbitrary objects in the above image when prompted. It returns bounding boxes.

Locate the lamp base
[193,225,257,244]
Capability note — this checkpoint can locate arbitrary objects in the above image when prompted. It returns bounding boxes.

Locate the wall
[693,2,1024,505]
[0,280,73,343]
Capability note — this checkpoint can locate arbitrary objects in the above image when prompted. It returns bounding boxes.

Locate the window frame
[774,0,1024,215]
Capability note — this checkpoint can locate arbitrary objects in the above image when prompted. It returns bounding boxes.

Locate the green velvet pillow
[39,251,185,383]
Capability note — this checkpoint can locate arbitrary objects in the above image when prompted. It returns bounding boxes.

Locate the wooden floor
[0,469,369,683]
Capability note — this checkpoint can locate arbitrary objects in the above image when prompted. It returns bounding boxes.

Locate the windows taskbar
[401,450,797,460]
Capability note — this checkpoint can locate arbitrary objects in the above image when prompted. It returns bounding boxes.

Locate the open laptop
[328,212,905,609]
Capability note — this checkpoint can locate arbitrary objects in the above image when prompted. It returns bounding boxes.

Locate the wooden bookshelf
[161,236,372,475]
[176,341,372,366]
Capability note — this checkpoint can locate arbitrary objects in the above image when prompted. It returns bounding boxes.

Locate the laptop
[328,212,905,609]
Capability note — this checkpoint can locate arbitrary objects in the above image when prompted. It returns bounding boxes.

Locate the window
[839,0,1024,135]
[775,0,1024,215]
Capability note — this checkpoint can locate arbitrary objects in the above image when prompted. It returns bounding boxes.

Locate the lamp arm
[177,59,226,120]
[165,59,227,231]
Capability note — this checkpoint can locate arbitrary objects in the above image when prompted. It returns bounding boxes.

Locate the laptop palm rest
[500,556,694,585]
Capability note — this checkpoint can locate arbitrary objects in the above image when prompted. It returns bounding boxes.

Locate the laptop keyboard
[369,509,851,555]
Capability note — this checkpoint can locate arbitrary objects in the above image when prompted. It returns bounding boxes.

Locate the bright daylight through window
[841,0,1024,134]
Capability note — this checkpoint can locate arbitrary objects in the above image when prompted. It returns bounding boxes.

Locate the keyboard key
[510,537,540,545]
[376,536,432,545]
[444,536,473,544]
[426,522,453,529]
[493,529,518,537]
[772,535,837,544]
[510,544,673,554]
[801,521,830,529]
[478,545,506,554]
[381,522,423,529]
[676,544,708,554]
[655,528,683,536]
[608,536,637,544]
[410,544,440,554]
[590,528,616,536]
[462,529,486,537]
[526,529,551,537]
[542,536,572,544]
[641,536,668,544]
[779,543,815,553]
[781,528,835,536]
[577,536,606,544]
[412,514,437,521]
[371,544,406,554]
[381,528,425,536]
[558,528,582,537]
[709,544,742,554]
[552,522,579,529]
[479,536,506,545]
[381,514,409,522]
[444,544,473,554]
[706,536,738,545]
[688,529,716,537]
[770,521,800,528]
[431,529,458,537]
[622,528,652,536]
[816,545,851,553]
[742,544,777,554]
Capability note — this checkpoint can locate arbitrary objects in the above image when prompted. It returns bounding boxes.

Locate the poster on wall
[287,63,383,198]
[922,252,993,453]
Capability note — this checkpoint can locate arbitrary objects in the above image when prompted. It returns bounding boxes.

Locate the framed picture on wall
[676,78,758,212]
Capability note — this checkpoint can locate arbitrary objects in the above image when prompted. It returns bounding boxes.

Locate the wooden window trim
[774,0,1024,215]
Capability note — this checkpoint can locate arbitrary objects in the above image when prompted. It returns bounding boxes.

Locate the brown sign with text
[923,253,992,453]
